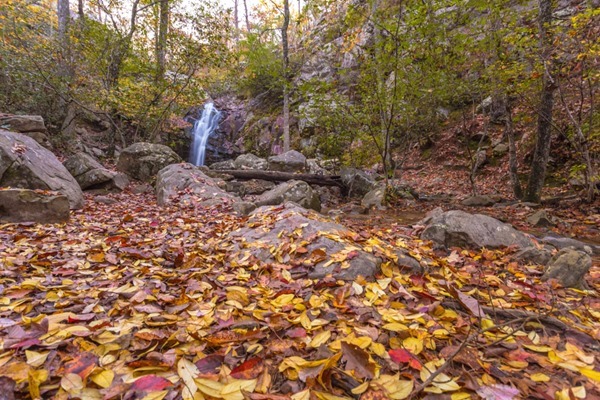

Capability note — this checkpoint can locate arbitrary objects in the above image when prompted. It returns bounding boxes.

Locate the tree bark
[217,170,344,187]
[243,0,250,31]
[525,0,556,203]
[156,0,169,82]
[505,102,523,199]
[57,0,71,78]
[282,0,291,152]
[78,0,84,21]
[234,0,239,44]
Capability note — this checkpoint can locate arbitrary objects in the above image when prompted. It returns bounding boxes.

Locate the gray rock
[307,159,327,175]
[0,130,84,209]
[233,154,268,170]
[230,203,381,281]
[210,160,236,170]
[420,210,533,249]
[492,143,509,157]
[542,248,592,288]
[155,163,239,206]
[0,114,46,133]
[340,167,376,197]
[255,180,321,212]
[64,152,127,191]
[361,185,386,210]
[394,250,423,274]
[22,131,52,148]
[241,179,276,195]
[461,195,498,207]
[232,201,256,216]
[117,142,182,182]
[527,210,556,227]
[268,150,307,173]
[541,236,598,256]
[513,246,554,265]
[0,188,69,223]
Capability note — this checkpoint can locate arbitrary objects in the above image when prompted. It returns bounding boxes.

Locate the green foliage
[236,33,284,98]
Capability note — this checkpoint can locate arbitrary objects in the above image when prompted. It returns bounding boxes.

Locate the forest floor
[0,181,599,399]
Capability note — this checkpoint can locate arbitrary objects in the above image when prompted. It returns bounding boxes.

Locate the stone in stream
[117,142,182,182]
[420,210,533,250]
[0,130,84,209]
[541,248,592,289]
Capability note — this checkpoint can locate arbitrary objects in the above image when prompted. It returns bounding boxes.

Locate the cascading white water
[189,102,221,166]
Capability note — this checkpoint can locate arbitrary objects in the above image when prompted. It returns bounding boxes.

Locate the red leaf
[388,349,422,370]
[64,352,98,379]
[130,375,173,392]
[195,354,224,374]
[286,327,307,338]
[230,357,264,379]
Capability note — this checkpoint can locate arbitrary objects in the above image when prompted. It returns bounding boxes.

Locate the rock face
[255,180,321,212]
[461,195,498,207]
[155,163,238,206]
[527,210,556,227]
[0,130,84,209]
[0,114,51,148]
[0,188,69,223]
[64,152,128,191]
[420,210,533,249]
[230,203,381,280]
[268,150,307,173]
[542,248,592,288]
[340,168,376,197]
[117,142,182,182]
[233,154,268,170]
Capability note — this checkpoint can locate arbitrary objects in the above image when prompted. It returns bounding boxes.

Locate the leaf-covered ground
[0,190,599,400]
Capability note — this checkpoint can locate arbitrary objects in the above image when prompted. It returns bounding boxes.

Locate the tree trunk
[282,0,291,152]
[525,0,556,203]
[234,0,239,43]
[78,0,84,21]
[505,102,523,199]
[156,0,169,82]
[57,0,71,78]
[243,0,250,31]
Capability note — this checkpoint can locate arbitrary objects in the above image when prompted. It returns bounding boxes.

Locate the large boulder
[117,142,182,182]
[0,188,69,223]
[420,210,533,249]
[540,235,598,256]
[63,152,128,191]
[0,130,84,209]
[541,248,592,289]
[268,150,307,173]
[340,167,376,197]
[233,154,268,170]
[209,160,236,170]
[255,180,321,212]
[229,203,382,281]
[155,163,238,207]
[362,185,386,210]
[0,114,46,133]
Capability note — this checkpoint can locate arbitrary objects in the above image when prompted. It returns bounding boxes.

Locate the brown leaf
[341,341,376,379]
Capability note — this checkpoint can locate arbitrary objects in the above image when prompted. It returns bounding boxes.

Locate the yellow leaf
[195,378,224,398]
[221,378,257,400]
[90,369,114,388]
[530,373,550,382]
[291,390,310,400]
[372,374,413,399]
[579,368,600,382]
[451,392,472,400]
[61,373,84,394]
[28,369,48,399]
[523,344,553,353]
[403,337,423,355]
[25,350,49,368]
[314,391,352,400]
[140,391,169,400]
[382,323,408,332]
[178,358,199,399]
[351,382,369,395]
[310,330,331,348]
[271,293,295,308]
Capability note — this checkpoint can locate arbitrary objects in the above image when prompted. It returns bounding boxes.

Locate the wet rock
[340,167,376,198]
[233,154,268,170]
[0,188,69,223]
[255,180,321,212]
[0,130,84,209]
[155,163,238,206]
[268,150,307,173]
[230,203,381,281]
[117,142,182,182]
[542,248,592,288]
[420,210,533,250]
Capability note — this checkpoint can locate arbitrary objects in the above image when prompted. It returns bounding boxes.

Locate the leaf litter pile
[0,190,599,400]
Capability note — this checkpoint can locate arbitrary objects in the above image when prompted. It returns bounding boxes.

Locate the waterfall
[189,102,221,166]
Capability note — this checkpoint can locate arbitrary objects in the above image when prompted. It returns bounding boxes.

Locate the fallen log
[217,169,344,188]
